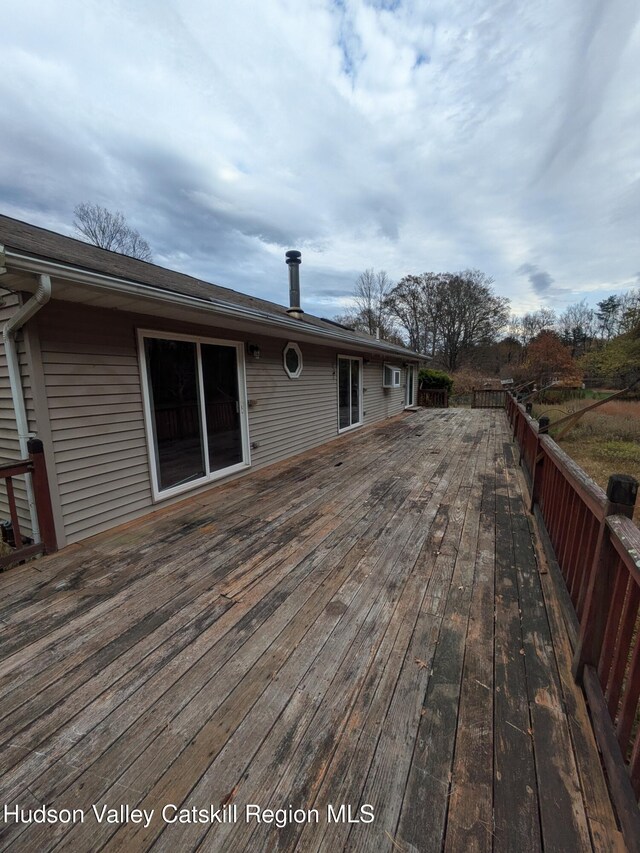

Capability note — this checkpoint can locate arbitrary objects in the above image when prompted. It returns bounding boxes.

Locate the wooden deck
[0,409,625,852]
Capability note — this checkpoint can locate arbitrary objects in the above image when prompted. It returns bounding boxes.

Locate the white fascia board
[3,248,426,361]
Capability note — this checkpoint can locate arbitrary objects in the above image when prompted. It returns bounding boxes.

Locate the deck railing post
[537,416,550,435]
[512,403,519,439]
[529,417,549,512]
[518,404,533,466]
[27,438,57,555]
[572,474,638,682]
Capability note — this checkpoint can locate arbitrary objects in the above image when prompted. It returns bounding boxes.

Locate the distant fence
[472,389,506,408]
[0,439,57,571]
[418,388,449,408]
[506,393,640,848]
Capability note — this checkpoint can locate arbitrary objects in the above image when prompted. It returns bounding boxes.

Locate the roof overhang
[0,246,426,362]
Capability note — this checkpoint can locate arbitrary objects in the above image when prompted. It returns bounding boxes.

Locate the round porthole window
[283,342,303,378]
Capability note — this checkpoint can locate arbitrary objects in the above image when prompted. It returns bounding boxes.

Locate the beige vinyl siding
[37,302,151,543]
[35,300,413,544]
[244,336,338,468]
[362,361,406,424]
[0,290,35,536]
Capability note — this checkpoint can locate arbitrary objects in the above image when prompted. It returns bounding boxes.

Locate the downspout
[2,274,52,543]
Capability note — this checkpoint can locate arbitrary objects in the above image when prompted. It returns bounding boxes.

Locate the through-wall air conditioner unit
[383,364,401,388]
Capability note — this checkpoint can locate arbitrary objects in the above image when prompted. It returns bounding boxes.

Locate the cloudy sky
[1,0,638,318]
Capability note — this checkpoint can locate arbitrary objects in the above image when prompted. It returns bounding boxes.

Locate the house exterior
[0,215,423,549]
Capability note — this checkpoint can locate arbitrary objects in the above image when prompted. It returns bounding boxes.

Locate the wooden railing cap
[606,515,640,578]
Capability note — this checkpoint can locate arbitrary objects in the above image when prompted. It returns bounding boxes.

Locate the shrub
[419,368,453,392]
[537,388,586,404]
[449,367,486,396]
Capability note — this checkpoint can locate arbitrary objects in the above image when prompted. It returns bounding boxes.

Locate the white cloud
[0,0,638,319]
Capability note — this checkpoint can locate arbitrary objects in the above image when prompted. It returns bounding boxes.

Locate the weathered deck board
[504,443,592,852]
[493,443,542,853]
[0,409,622,852]
[442,447,497,853]
[395,423,489,852]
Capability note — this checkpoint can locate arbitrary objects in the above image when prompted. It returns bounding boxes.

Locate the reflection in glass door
[144,338,206,491]
[201,343,243,473]
[142,334,247,497]
[338,356,362,431]
[406,365,416,406]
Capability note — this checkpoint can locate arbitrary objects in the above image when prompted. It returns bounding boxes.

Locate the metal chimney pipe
[285,250,303,317]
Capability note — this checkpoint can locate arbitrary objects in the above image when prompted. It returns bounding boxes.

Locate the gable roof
[0,214,423,360]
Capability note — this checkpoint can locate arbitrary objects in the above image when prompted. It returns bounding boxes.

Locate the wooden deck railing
[506,393,640,848]
[472,388,506,408]
[417,388,449,408]
[0,438,57,571]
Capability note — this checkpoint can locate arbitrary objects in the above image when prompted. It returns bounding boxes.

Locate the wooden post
[27,438,57,554]
[519,403,534,466]
[5,477,23,547]
[572,474,638,682]
[511,403,520,439]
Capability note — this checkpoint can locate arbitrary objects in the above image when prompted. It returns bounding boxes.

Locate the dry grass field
[532,398,640,523]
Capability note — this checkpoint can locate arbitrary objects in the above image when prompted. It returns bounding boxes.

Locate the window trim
[336,354,364,434]
[137,328,251,502]
[383,363,401,389]
[283,341,303,379]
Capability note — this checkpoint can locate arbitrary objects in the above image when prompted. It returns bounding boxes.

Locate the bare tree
[384,275,429,352]
[73,203,153,261]
[557,300,596,357]
[434,270,510,371]
[336,268,395,338]
[618,288,640,333]
[511,308,557,347]
[385,269,509,366]
[354,269,394,336]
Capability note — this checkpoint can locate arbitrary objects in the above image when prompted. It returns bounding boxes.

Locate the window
[139,330,249,500]
[337,356,363,432]
[283,342,303,378]
[383,364,401,388]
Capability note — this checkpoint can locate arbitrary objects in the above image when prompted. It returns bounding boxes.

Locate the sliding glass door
[406,365,417,407]
[201,343,243,473]
[338,356,362,431]
[140,332,248,499]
